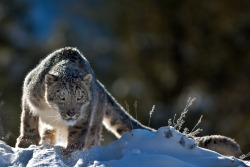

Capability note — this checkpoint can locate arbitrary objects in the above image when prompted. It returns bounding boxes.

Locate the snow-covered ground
[0,126,249,167]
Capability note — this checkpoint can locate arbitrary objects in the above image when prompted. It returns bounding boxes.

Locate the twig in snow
[148,105,155,127]
[125,101,133,130]
[191,115,203,133]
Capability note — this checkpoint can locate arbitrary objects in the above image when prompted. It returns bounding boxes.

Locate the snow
[0,126,249,167]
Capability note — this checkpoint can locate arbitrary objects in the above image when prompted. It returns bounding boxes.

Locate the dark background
[0,0,249,156]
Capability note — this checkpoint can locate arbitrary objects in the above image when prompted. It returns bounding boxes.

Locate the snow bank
[0,126,248,167]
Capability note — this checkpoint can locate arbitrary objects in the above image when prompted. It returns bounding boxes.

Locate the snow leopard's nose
[67,109,76,117]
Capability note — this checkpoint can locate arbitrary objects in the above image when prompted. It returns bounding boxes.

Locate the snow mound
[0,126,248,167]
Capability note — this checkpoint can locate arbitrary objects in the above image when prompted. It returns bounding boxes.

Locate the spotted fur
[16,47,153,155]
[195,135,242,157]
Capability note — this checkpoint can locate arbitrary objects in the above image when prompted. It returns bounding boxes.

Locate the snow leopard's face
[45,74,92,126]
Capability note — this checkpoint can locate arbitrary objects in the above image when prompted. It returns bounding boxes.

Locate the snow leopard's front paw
[16,135,40,148]
[61,149,72,158]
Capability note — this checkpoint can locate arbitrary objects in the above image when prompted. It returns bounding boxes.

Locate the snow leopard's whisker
[49,117,61,124]
[48,115,60,118]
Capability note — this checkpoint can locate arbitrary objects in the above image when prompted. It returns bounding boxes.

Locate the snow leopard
[16,47,153,156]
[15,47,242,158]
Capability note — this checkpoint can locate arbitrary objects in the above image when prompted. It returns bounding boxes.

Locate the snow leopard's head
[45,73,92,126]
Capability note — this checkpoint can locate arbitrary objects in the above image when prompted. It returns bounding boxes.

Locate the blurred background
[0,0,249,156]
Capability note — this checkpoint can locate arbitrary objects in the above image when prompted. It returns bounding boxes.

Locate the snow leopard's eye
[59,95,65,101]
[76,95,83,101]
[76,92,86,101]
[76,89,86,102]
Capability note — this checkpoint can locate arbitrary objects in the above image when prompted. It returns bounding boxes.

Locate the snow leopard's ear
[82,74,92,87]
[45,74,58,85]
